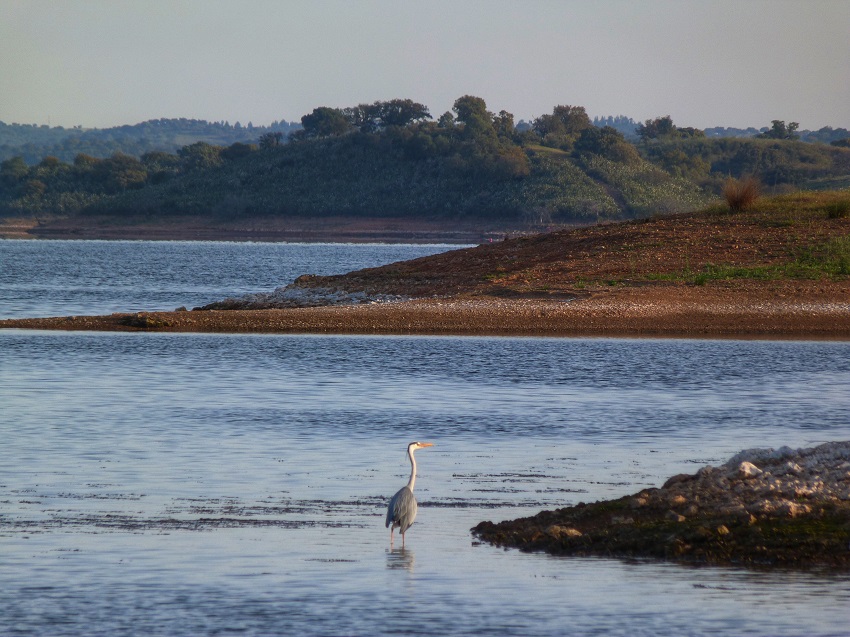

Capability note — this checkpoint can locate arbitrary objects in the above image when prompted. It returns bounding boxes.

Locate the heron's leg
[390,527,394,546]
[401,530,405,548]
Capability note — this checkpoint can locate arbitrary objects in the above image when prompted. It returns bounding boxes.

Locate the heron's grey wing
[386,486,417,533]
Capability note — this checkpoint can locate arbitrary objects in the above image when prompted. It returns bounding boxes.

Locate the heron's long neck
[406,448,417,491]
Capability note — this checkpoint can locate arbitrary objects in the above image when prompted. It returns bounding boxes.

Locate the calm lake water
[2,240,850,636]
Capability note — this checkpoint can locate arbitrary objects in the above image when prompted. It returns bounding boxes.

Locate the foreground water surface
[2,240,850,636]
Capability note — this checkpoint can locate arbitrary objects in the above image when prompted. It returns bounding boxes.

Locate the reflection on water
[386,547,416,572]
[2,330,850,635]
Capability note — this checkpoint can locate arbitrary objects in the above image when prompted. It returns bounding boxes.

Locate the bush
[723,176,761,211]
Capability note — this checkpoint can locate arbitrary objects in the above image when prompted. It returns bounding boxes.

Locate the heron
[386,441,434,547]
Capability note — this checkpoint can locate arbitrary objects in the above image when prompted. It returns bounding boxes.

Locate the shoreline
[473,441,850,568]
[4,289,850,340]
[0,215,544,244]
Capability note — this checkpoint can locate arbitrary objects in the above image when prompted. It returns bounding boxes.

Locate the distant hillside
[0,118,300,164]
[2,97,849,229]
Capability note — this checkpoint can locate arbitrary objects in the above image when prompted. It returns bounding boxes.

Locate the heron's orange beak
[420,442,434,448]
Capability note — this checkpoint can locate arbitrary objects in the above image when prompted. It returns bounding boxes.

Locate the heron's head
[409,441,434,451]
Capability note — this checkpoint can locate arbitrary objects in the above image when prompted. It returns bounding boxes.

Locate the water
[2,241,850,636]
[0,239,460,319]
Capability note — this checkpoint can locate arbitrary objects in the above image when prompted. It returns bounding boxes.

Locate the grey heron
[385,441,434,547]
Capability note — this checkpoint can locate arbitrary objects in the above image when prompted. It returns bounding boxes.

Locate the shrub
[723,176,761,211]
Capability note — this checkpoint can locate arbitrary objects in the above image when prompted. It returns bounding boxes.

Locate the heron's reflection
[386,546,415,571]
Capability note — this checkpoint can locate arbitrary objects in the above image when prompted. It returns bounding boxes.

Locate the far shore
[3,288,850,340]
[0,215,547,244]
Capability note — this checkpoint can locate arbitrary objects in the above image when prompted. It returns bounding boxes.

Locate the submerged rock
[473,441,850,568]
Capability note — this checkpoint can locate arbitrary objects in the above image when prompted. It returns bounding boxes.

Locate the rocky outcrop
[473,442,850,568]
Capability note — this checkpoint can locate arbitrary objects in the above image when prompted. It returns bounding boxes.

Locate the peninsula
[2,190,849,339]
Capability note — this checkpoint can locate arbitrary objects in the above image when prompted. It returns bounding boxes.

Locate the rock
[546,525,582,538]
[666,510,687,523]
[776,461,803,476]
[669,494,687,507]
[730,461,763,479]
[775,500,811,518]
[716,525,730,536]
[663,473,694,488]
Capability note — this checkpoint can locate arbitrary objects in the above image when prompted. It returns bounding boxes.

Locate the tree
[177,142,223,171]
[22,179,47,198]
[493,110,515,139]
[758,120,800,140]
[636,116,676,141]
[452,95,495,140]
[1,156,29,186]
[300,107,352,138]
[73,153,101,169]
[573,126,639,163]
[221,142,256,161]
[437,111,455,128]
[340,99,430,133]
[258,131,284,149]
[376,99,431,128]
[532,105,592,148]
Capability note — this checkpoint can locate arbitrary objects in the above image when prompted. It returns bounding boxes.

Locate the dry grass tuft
[723,176,761,212]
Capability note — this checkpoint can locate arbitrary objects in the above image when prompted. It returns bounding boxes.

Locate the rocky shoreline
[473,442,850,568]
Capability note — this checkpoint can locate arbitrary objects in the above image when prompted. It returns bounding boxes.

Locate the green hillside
[2,98,848,226]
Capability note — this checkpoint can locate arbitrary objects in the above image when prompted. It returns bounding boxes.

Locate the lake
[1,240,849,636]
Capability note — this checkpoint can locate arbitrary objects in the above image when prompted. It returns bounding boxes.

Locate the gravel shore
[3,284,849,339]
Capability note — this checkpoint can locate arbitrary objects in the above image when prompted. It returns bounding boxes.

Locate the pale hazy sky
[1,0,848,130]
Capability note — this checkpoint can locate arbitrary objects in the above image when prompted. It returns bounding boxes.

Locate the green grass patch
[641,236,850,284]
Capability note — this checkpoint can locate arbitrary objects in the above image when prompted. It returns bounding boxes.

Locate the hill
[2,98,849,238]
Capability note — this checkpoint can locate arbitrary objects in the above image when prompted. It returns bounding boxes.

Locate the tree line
[1,95,848,220]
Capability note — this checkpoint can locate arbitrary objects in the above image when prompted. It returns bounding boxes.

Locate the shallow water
[2,331,850,636]
[2,240,850,635]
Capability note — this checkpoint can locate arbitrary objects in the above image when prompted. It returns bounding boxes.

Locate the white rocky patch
[640,441,850,522]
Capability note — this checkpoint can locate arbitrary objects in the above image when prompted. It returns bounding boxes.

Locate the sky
[1,0,848,131]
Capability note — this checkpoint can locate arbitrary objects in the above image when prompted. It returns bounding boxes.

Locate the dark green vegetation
[2,98,849,227]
